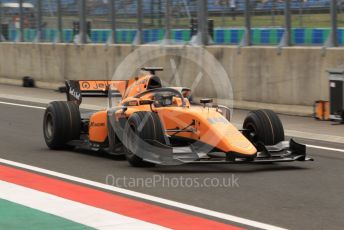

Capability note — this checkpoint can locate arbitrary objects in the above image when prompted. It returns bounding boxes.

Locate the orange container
[314,100,330,120]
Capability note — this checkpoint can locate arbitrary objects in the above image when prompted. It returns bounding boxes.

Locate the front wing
[139,139,313,165]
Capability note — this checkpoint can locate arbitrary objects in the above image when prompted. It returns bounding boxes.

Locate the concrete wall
[1,42,343,113]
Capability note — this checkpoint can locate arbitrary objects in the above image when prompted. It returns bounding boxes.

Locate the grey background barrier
[0,43,341,114]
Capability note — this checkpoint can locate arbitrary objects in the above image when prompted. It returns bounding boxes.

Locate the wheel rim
[245,122,257,143]
[45,113,54,139]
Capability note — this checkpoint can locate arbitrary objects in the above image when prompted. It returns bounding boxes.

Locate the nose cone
[216,123,257,155]
[180,108,257,156]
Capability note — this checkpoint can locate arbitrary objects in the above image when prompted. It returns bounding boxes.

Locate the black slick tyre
[43,101,81,149]
[124,111,165,167]
[243,109,284,146]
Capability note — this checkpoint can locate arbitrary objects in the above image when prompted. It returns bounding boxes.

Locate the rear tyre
[124,111,165,167]
[243,109,284,146]
[43,101,81,150]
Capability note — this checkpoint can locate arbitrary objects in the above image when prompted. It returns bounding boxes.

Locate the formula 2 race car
[43,67,313,167]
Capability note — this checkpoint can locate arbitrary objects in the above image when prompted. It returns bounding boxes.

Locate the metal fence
[0,0,342,46]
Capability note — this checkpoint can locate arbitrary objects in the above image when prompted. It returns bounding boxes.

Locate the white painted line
[286,130,344,145]
[0,180,168,230]
[2,99,343,228]
[306,144,344,153]
[2,99,344,144]
[0,101,45,110]
[0,94,54,105]
[0,158,286,230]
[232,123,344,145]
[0,100,104,111]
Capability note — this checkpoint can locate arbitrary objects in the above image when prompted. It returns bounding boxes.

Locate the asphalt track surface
[0,98,344,230]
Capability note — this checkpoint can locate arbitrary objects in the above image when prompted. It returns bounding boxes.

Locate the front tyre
[43,101,81,150]
[243,109,284,146]
[124,111,166,167]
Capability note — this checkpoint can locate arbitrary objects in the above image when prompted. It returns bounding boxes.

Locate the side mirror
[200,98,213,107]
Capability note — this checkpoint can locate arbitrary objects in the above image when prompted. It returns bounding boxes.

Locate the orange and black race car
[43,67,313,167]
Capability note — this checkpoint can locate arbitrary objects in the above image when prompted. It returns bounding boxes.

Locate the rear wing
[65,80,130,104]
